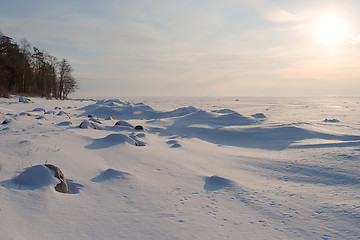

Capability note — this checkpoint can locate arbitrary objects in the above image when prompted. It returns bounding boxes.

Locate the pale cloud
[263,7,299,23]
[1,0,360,97]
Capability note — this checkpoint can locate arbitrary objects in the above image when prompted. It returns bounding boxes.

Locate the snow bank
[85,133,138,149]
[12,165,58,189]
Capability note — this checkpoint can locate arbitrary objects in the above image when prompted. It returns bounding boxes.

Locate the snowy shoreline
[1,96,359,239]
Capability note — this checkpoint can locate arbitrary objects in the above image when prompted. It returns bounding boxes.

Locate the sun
[318,16,348,45]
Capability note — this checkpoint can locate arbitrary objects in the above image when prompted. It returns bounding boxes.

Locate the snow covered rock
[19,96,31,103]
[32,107,46,112]
[36,116,47,120]
[324,118,340,123]
[79,120,97,129]
[19,112,32,116]
[115,120,132,127]
[251,113,267,119]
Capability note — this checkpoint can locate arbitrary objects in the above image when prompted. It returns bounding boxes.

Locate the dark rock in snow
[324,118,340,123]
[45,164,69,193]
[135,125,144,130]
[2,119,12,124]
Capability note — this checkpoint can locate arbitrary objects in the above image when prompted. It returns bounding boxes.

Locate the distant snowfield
[0,96,359,240]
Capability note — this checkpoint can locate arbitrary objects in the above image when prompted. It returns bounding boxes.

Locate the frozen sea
[0,96,359,239]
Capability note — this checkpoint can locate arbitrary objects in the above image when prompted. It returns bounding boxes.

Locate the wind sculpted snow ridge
[0,96,360,240]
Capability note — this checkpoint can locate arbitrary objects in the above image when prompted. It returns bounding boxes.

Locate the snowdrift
[12,165,58,189]
[1,96,360,240]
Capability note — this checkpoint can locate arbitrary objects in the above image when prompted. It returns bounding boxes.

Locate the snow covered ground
[0,96,359,240]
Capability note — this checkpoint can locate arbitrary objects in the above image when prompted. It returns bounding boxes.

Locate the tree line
[0,32,78,99]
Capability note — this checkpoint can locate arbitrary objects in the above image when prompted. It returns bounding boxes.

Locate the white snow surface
[1,96,360,240]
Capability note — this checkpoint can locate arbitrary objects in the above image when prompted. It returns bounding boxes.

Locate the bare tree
[63,74,78,99]
[58,58,77,99]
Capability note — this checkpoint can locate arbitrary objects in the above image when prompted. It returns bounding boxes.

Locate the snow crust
[0,96,360,239]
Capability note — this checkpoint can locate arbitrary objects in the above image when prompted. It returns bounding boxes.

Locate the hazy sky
[1,0,359,97]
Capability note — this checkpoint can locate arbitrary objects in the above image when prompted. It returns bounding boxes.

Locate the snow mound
[91,169,132,182]
[159,106,198,118]
[57,111,66,116]
[57,121,72,126]
[85,133,137,149]
[36,116,47,120]
[96,99,127,106]
[170,143,181,148]
[204,175,236,191]
[81,105,155,120]
[251,113,267,119]
[166,139,181,148]
[211,109,237,114]
[13,165,58,189]
[81,102,198,121]
[44,110,55,115]
[104,133,136,143]
[172,110,257,128]
[166,140,177,145]
[32,108,45,112]
[134,102,153,111]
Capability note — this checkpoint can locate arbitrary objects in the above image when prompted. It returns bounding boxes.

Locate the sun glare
[318,16,348,45]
